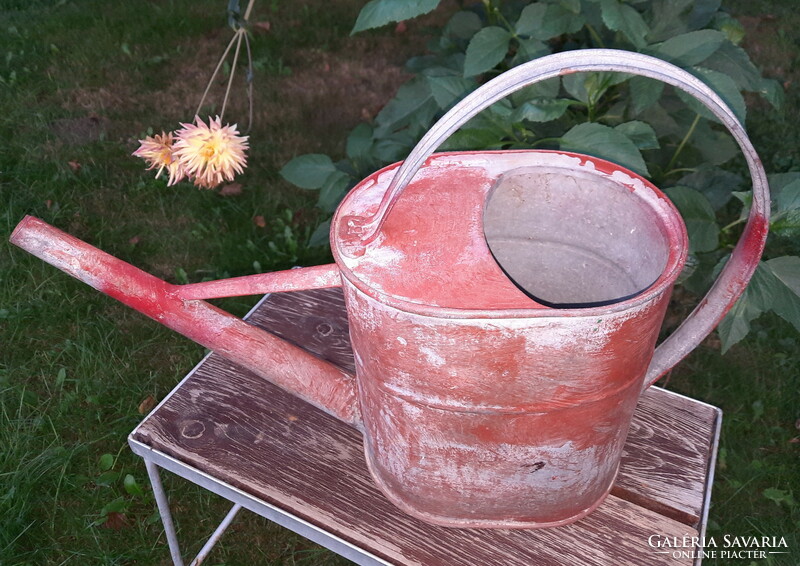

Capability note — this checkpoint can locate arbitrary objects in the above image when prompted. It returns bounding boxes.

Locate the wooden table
[129,288,721,565]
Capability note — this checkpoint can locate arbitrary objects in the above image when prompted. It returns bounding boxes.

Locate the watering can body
[332,150,687,527]
[11,50,770,529]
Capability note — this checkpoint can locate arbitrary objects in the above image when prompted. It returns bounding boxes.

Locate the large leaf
[374,76,436,135]
[512,37,550,66]
[647,0,694,43]
[678,66,746,125]
[515,2,583,40]
[600,0,649,48]
[317,171,351,213]
[280,154,337,190]
[425,73,474,109]
[771,177,800,235]
[677,167,741,210]
[718,257,800,351]
[766,257,800,332]
[651,30,726,67]
[440,128,508,151]
[346,123,373,161]
[308,219,331,247]
[703,41,762,92]
[373,131,415,163]
[511,79,562,108]
[512,98,573,123]
[615,121,659,150]
[690,117,739,166]
[351,0,440,33]
[629,76,664,116]
[717,261,772,351]
[563,72,628,105]
[560,122,648,176]
[664,186,719,253]
[463,26,511,78]
[444,10,482,41]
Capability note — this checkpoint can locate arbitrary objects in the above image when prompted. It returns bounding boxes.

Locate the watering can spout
[10,216,361,427]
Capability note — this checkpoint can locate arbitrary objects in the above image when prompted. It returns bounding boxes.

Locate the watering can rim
[330,148,689,321]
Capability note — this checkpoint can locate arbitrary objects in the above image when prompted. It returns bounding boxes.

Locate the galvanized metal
[10,49,769,529]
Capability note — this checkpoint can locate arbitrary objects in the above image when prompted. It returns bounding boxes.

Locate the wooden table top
[131,288,720,565]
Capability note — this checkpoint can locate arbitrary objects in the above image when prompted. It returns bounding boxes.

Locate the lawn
[1,0,798,565]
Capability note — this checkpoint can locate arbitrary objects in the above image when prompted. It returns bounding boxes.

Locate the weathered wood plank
[614,391,719,526]
[133,288,717,565]
[134,353,698,566]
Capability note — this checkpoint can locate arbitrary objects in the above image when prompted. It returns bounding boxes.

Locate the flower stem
[220,30,244,120]
[195,0,257,120]
[196,32,239,117]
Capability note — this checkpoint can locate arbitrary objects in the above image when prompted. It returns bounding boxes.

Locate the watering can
[11,50,769,529]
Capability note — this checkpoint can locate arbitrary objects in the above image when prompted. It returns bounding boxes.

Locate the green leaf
[562,72,628,105]
[515,4,547,37]
[317,171,351,213]
[346,123,373,161]
[96,471,120,486]
[718,258,800,351]
[758,78,784,110]
[373,131,415,163]
[677,167,741,210]
[615,121,659,150]
[763,487,796,507]
[426,74,473,108]
[308,219,331,247]
[600,0,649,48]
[98,453,114,472]
[690,117,739,166]
[717,260,772,351]
[280,154,337,190]
[664,186,719,253]
[713,11,745,45]
[765,256,800,333]
[374,76,436,134]
[512,98,573,123]
[123,474,144,497]
[702,42,762,92]
[463,26,511,78]
[515,3,583,40]
[647,0,694,43]
[776,179,800,215]
[651,30,726,66]
[629,76,664,116]
[351,0,440,33]
[440,128,507,151]
[560,122,648,176]
[510,78,562,105]
[512,37,550,66]
[679,67,746,125]
[444,10,482,41]
[559,0,582,14]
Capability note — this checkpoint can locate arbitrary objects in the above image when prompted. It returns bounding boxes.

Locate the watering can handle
[356,48,770,390]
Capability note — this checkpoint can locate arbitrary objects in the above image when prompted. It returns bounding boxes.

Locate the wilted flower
[132,131,186,186]
[172,116,249,189]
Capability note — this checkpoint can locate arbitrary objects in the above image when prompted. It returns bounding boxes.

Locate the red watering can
[11,50,769,528]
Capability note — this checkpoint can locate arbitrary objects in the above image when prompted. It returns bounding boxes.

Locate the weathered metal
[11,50,769,529]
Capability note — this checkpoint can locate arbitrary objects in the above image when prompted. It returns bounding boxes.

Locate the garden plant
[1,0,797,564]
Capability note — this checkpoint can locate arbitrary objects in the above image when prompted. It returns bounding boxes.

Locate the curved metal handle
[357,48,770,389]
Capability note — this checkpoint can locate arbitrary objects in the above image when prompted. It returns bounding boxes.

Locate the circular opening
[484,166,671,308]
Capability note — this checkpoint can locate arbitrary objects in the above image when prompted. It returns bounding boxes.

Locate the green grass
[1,0,798,565]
